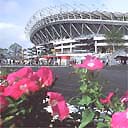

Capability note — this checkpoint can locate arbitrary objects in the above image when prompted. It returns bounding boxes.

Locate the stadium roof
[25,8,128,37]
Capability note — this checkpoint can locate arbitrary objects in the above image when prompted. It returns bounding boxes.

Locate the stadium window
[63,43,70,46]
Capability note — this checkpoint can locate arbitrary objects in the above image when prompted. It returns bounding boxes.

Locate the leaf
[20,109,26,115]
[90,88,95,93]
[3,116,15,123]
[97,122,109,128]
[79,110,95,128]
[96,100,103,108]
[8,108,18,114]
[104,115,111,122]
[80,84,87,93]
[78,96,92,106]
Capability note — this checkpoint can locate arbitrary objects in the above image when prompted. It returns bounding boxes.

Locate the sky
[0,0,128,49]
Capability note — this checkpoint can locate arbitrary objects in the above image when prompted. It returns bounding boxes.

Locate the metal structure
[25,6,128,56]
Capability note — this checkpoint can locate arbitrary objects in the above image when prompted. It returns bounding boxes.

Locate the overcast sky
[0,0,128,49]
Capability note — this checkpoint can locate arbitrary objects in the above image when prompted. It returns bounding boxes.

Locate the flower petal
[75,55,104,70]
[36,67,53,87]
[111,109,128,128]
[47,92,69,120]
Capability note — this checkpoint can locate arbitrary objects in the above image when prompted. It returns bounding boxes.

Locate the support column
[70,43,72,53]
[94,40,98,53]
[61,43,63,53]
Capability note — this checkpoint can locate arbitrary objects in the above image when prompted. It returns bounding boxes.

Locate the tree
[105,26,123,52]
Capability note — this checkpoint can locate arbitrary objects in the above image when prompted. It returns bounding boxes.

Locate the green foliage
[105,27,124,51]
[78,95,92,106]
[79,110,95,128]
[105,28,123,42]
[97,122,110,128]
[2,89,51,128]
[74,68,126,128]
[1,68,52,128]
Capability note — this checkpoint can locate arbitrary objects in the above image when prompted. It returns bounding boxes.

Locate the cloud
[0,22,32,48]
[102,0,128,12]
[0,0,20,14]
[0,22,19,29]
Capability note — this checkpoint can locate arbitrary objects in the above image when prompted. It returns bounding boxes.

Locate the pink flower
[7,72,18,85]
[27,80,40,92]
[4,78,40,100]
[0,75,8,80]
[121,91,128,103]
[4,85,23,100]
[47,92,69,120]
[0,85,5,92]
[36,67,53,87]
[100,92,114,104]
[0,95,9,113]
[16,67,33,78]
[75,55,104,70]
[7,67,33,85]
[111,109,128,128]
[29,72,39,81]
[0,85,5,95]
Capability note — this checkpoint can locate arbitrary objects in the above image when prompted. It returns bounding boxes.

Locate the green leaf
[96,100,103,108]
[97,122,109,128]
[8,108,18,114]
[6,97,15,104]
[78,96,92,106]
[79,110,95,128]
[20,109,26,115]
[90,88,95,93]
[104,115,111,122]
[16,99,24,105]
[3,116,15,123]
[80,84,87,93]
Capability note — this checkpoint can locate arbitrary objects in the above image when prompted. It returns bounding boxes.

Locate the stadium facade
[25,7,128,58]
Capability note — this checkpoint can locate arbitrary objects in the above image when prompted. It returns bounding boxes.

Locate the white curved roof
[25,7,128,37]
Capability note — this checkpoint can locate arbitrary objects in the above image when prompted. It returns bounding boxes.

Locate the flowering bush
[0,67,70,127]
[0,55,128,128]
[72,55,127,128]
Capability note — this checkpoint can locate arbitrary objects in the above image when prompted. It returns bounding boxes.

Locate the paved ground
[1,65,127,100]
[50,65,128,100]
[99,65,128,97]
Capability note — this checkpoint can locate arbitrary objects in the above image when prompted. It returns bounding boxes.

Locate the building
[25,7,128,62]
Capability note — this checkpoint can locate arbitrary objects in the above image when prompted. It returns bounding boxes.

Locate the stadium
[25,6,128,64]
